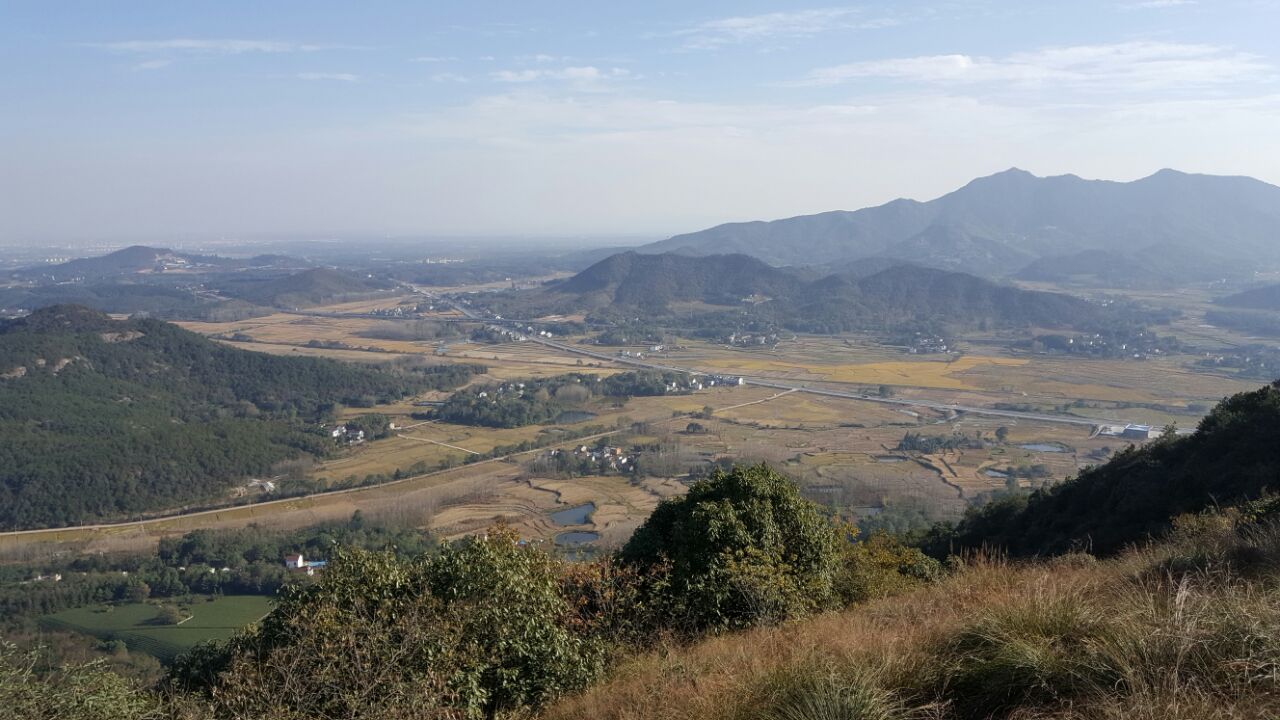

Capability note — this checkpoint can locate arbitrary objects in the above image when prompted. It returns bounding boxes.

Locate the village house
[284,553,328,576]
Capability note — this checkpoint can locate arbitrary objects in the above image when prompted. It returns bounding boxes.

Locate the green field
[40,595,273,662]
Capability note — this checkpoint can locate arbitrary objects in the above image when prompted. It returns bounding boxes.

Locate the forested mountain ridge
[552,251,802,310]
[643,168,1280,278]
[539,251,1104,332]
[0,306,431,529]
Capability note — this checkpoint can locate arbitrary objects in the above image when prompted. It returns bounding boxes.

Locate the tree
[181,530,604,719]
[152,605,184,625]
[995,426,1010,443]
[619,463,843,634]
[124,581,150,604]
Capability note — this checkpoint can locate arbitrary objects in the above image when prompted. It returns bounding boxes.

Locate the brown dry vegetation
[540,519,1280,720]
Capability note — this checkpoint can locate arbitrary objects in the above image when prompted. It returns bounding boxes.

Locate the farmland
[2,280,1262,559]
[40,595,273,662]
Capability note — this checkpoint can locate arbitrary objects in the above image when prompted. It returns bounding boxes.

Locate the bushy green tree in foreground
[174,529,603,720]
[619,463,846,633]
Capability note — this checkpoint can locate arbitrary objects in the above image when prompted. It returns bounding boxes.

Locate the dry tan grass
[538,559,1089,720]
[538,535,1280,720]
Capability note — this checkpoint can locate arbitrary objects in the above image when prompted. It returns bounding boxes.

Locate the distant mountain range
[14,245,302,282]
[2,246,396,318]
[541,251,1103,333]
[642,169,1280,282]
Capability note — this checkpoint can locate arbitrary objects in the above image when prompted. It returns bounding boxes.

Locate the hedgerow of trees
[435,371,691,428]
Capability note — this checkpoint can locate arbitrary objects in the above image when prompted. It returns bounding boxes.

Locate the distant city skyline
[2,0,1279,242]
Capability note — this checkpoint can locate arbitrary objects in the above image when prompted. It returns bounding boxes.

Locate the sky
[2,0,1279,244]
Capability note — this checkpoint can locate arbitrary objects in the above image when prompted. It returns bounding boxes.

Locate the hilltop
[539,251,1104,332]
[551,252,802,310]
[14,245,300,282]
[643,169,1280,279]
[0,306,430,529]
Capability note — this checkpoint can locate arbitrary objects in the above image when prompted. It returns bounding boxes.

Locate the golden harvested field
[697,355,1029,391]
[210,340,416,363]
[0,461,521,560]
[314,387,772,482]
[304,295,421,314]
[959,354,1256,405]
[716,392,914,428]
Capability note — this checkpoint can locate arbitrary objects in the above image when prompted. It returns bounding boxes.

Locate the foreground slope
[541,515,1280,720]
[0,305,421,529]
[643,168,1280,277]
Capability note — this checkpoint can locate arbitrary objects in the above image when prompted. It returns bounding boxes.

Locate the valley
[2,270,1257,561]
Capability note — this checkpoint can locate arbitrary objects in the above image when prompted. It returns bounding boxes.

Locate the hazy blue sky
[2,1,1278,242]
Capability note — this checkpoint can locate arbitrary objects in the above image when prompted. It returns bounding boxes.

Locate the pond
[554,531,600,545]
[550,502,595,526]
[1019,443,1067,453]
[554,410,598,425]
[873,455,907,463]
[984,469,1009,478]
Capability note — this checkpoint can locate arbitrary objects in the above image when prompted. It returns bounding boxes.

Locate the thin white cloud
[799,42,1272,92]
[410,55,457,63]
[674,8,898,50]
[517,53,571,63]
[431,72,469,83]
[297,72,359,82]
[91,38,329,54]
[491,66,630,83]
[132,59,172,71]
[1126,0,1197,8]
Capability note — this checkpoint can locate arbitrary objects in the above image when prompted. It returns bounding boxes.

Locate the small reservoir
[1019,443,1067,453]
[554,531,600,545]
[550,502,595,526]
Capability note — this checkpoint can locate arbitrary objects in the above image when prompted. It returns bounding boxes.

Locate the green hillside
[0,305,436,529]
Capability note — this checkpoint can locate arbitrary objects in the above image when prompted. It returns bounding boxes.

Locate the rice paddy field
[8,283,1265,559]
[40,595,273,662]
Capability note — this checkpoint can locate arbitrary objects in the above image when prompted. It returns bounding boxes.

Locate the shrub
[180,530,604,719]
[834,532,942,605]
[619,463,844,634]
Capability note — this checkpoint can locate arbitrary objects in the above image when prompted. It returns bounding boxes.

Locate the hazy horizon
[3,1,1280,244]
